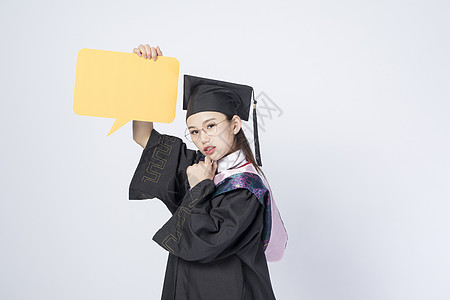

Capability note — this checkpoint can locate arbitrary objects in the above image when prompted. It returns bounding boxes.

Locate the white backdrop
[1,0,449,299]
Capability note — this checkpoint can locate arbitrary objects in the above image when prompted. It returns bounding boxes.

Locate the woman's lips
[204,146,216,155]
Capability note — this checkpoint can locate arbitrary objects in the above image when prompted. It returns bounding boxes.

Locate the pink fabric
[214,164,288,262]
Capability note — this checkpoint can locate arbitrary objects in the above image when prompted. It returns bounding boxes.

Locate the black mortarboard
[183,74,262,166]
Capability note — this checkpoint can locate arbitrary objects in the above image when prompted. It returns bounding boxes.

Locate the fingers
[144,44,151,59]
[138,44,147,58]
[133,47,140,56]
[156,45,163,56]
[150,46,157,61]
[204,156,217,174]
[134,43,162,61]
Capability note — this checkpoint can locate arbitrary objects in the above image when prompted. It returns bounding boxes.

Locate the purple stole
[213,161,288,262]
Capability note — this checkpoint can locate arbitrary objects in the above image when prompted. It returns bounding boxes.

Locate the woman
[129,43,288,300]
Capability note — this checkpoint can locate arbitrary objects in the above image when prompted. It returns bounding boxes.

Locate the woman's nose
[199,129,210,143]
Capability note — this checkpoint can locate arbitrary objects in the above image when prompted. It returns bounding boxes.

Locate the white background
[1,0,449,299]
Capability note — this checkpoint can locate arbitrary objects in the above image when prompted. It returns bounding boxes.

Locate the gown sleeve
[152,178,263,264]
[128,128,201,214]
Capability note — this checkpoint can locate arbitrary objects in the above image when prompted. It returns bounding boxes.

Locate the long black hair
[224,114,267,181]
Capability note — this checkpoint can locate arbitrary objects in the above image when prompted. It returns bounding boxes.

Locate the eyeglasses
[185,118,228,143]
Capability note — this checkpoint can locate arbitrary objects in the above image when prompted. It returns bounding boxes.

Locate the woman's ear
[231,115,242,135]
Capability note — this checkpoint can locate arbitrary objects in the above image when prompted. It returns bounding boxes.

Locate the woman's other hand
[187,156,218,188]
[133,43,163,61]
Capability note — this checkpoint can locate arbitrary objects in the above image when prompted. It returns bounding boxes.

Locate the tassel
[252,89,262,166]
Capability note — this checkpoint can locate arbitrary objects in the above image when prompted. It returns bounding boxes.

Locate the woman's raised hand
[186,156,218,188]
[133,43,163,61]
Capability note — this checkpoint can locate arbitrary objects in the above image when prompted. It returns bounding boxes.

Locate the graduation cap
[183,74,262,166]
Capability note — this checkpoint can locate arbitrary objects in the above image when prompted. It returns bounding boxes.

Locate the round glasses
[185,118,228,143]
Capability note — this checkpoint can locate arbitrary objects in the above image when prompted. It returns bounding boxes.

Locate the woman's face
[186,111,242,162]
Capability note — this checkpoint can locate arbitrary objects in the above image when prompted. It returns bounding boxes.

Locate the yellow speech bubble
[73,48,180,136]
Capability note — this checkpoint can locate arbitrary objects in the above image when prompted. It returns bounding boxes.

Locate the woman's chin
[207,154,217,161]
[213,154,225,162]
[206,152,222,162]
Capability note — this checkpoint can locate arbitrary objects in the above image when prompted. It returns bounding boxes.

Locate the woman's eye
[207,123,216,129]
[190,130,198,135]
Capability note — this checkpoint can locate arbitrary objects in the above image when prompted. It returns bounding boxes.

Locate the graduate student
[129,43,288,300]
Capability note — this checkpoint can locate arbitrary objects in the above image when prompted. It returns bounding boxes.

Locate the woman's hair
[225,114,267,181]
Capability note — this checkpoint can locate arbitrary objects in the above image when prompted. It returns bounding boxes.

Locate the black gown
[129,128,277,300]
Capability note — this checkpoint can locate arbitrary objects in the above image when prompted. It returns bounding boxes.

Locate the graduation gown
[129,128,277,300]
